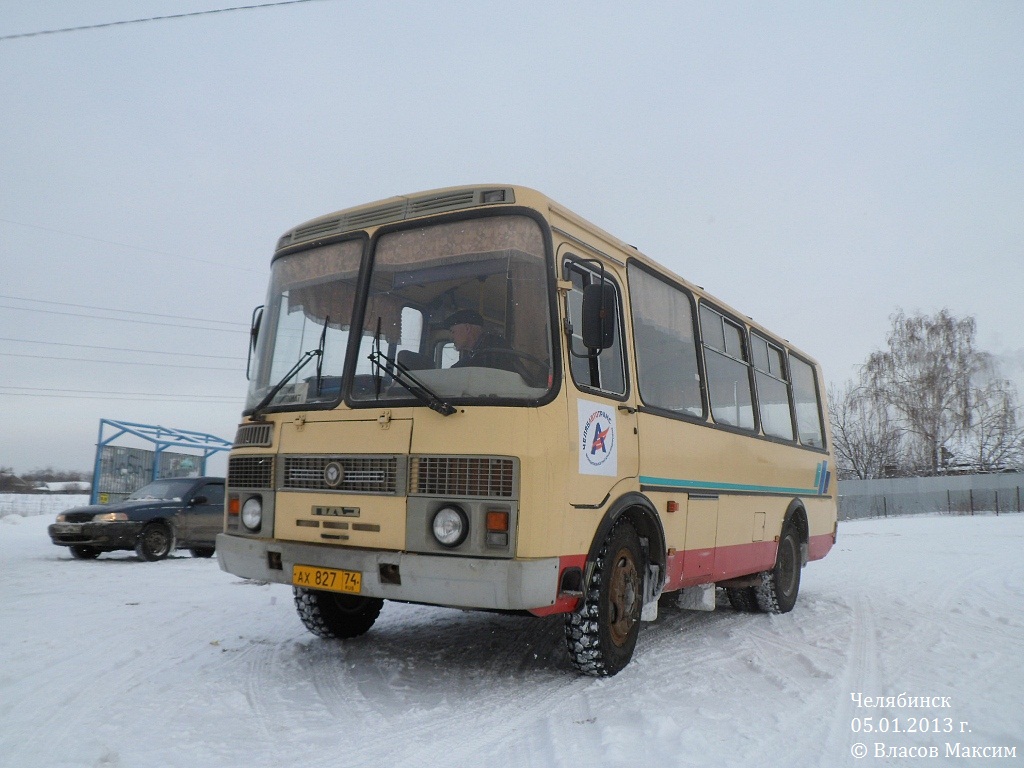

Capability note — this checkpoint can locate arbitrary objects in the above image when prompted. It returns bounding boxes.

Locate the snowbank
[0,493,89,519]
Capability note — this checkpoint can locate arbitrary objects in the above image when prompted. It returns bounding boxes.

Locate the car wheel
[69,545,101,560]
[188,547,215,558]
[135,522,174,561]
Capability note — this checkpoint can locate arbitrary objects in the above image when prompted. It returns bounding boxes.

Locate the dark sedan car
[48,477,225,561]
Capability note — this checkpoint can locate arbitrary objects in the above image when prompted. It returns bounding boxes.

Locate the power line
[0,218,266,275]
[0,1,329,42]
[0,294,248,328]
[0,386,240,403]
[0,303,249,334]
[0,390,241,404]
[0,351,243,372]
[0,336,244,361]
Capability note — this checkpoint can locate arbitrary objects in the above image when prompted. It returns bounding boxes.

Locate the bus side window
[751,332,795,441]
[627,262,704,417]
[790,355,825,448]
[699,304,756,431]
[565,261,626,397]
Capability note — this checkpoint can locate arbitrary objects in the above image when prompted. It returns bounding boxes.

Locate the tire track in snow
[818,593,879,765]
[232,604,581,768]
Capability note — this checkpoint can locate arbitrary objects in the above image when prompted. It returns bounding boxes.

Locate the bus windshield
[351,215,553,405]
[245,237,365,413]
[245,214,554,413]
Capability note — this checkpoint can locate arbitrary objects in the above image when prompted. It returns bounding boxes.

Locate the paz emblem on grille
[323,461,344,488]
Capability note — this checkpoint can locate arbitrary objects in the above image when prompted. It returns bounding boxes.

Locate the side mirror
[191,495,208,506]
[581,282,616,350]
[246,305,264,380]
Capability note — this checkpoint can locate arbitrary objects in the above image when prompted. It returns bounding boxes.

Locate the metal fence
[838,473,1024,520]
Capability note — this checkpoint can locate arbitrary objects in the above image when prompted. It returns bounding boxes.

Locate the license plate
[292,564,362,594]
[50,524,80,534]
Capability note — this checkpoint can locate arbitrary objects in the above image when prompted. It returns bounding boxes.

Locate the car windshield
[126,479,195,501]
[246,214,554,412]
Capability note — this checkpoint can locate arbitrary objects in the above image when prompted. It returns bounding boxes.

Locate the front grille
[411,456,515,498]
[62,511,96,523]
[234,423,273,448]
[228,455,275,489]
[283,456,400,494]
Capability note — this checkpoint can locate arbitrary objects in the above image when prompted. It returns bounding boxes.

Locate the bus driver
[444,309,520,374]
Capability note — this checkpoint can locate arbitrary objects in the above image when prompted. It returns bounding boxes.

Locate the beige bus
[217,185,837,676]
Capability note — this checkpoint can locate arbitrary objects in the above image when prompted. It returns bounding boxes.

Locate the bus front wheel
[293,588,383,639]
[564,519,644,676]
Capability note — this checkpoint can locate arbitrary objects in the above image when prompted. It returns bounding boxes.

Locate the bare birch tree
[862,309,983,475]
[962,369,1024,471]
[828,382,902,479]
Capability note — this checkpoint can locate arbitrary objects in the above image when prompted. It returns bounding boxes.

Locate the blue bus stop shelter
[90,419,232,504]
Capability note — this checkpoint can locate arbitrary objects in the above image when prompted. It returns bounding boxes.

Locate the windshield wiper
[314,315,329,396]
[248,321,328,418]
[367,317,455,417]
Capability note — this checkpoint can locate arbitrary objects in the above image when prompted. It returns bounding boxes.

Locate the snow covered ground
[2,496,1022,767]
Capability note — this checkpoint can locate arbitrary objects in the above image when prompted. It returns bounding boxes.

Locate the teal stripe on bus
[638,475,820,496]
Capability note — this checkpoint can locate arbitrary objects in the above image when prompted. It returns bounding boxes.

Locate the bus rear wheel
[755,522,801,614]
[293,588,383,639]
[726,586,760,612]
[564,519,644,677]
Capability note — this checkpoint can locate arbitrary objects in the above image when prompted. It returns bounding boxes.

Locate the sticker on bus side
[578,399,617,477]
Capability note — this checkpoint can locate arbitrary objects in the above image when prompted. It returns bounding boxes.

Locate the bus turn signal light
[486,510,509,532]
[485,509,509,548]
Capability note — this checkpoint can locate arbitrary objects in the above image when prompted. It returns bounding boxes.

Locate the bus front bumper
[216,533,562,612]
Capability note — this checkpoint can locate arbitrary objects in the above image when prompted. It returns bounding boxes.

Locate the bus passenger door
[562,255,638,506]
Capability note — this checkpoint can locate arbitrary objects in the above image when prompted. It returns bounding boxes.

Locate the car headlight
[241,497,263,532]
[431,506,468,548]
[92,512,128,522]
[55,513,67,523]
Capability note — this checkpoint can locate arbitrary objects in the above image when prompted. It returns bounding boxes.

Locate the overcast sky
[2,1,1022,474]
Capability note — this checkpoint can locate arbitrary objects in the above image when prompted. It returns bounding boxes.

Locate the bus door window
[627,262,704,418]
[751,332,795,441]
[564,260,626,397]
[699,305,756,431]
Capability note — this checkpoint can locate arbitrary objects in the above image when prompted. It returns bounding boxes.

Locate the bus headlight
[432,506,468,548]
[241,497,263,532]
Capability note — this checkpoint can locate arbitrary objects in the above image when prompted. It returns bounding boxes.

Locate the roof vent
[408,190,477,216]
[345,202,407,229]
[279,187,516,250]
[293,218,343,241]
